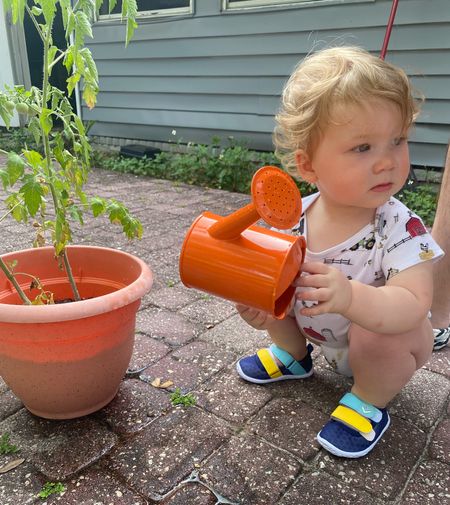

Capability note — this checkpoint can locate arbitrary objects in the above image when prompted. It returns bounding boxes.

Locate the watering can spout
[208,203,260,240]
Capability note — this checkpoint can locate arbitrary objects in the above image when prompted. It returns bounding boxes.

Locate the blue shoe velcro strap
[339,392,382,422]
[269,344,307,376]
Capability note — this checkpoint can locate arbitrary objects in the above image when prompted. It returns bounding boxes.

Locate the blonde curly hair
[273,46,421,177]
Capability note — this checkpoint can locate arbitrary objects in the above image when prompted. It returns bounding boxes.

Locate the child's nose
[373,153,396,173]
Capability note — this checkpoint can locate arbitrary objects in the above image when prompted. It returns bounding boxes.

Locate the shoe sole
[236,362,314,384]
[316,414,391,458]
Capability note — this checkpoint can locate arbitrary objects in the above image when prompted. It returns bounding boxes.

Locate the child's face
[304,99,410,211]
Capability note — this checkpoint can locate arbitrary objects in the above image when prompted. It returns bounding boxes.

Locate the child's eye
[352,144,370,153]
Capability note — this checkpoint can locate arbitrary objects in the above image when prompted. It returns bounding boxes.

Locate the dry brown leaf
[151,377,161,387]
[0,458,25,474]
[159,380,174,389]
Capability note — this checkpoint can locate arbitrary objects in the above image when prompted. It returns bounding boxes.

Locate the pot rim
[0,245,153,323]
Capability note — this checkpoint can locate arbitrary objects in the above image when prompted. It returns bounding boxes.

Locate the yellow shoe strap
[257,348,282,378]
[331,405,373,434]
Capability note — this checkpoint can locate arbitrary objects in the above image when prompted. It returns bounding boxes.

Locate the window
[224,0,317,9]
[99,1,192,19]
[223,0,371,10]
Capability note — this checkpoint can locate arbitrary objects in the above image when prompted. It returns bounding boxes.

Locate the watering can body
[179,166,306,319]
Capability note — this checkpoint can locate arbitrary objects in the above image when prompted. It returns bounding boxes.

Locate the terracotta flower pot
[0,245,153,419]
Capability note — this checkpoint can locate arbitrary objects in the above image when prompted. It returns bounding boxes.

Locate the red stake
[380,0,400,59]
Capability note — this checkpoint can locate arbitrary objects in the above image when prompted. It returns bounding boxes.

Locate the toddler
[236,46,444,458]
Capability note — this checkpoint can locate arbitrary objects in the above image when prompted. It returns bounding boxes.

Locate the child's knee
[348,320,433,367]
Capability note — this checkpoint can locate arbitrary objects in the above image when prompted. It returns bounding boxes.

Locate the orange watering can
[179,166,306,318]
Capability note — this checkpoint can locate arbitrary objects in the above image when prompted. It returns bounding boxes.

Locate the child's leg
[270,330,308,361]
[348,318,434,407]
[316,318,433,458]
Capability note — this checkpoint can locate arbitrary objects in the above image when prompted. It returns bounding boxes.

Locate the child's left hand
[294,262,352,316]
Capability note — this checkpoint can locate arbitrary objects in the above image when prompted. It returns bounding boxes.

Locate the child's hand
[294,262,352,316]
[235,304,277,330]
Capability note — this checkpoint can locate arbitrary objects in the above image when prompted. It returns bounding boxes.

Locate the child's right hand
[235,304,276,330]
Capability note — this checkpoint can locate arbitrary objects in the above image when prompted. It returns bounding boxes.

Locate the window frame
[222,0,375,12]
[98,1,193,21]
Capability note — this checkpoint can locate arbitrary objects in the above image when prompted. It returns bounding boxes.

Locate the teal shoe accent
[269,344,312,376]
[339,392,382,422]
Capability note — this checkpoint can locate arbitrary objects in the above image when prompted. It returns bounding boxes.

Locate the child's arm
[296,261,433,334]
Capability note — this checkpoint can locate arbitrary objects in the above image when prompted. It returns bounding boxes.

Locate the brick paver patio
[0,161,448,504]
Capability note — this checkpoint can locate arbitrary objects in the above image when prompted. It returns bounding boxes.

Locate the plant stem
[62,250,80,300]
[0,258,31,305]
[40,23,80,301]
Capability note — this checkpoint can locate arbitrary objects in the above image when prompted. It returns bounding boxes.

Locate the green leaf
[90,196,106,217]
[109,0,118,14]
[5,193,27,222]
[0,95,12,129]
[59,0,71,29]
[23,150,43,171]
[30,6,42,16]
[74,10,93,47]
[19,175,44,217]
[66,73,81,97]
[0,169,10,190]
[122,0,138,46]
[5,0,26,24]
[82,82,98,109]
[69,204,84,225]
[39,0,57,25]
[27,116,42,146]
[79,48,98,82]
[39,108,53,136]
[6,153,25,186]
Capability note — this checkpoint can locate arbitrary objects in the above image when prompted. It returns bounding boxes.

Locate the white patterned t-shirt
[291,193,444,348]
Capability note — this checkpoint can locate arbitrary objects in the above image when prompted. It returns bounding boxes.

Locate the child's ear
[295,150,318,183]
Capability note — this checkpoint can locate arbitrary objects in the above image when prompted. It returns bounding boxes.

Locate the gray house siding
[85,0,450,168]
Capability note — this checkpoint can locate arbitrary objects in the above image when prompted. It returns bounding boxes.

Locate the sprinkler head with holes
[179,166,306,318]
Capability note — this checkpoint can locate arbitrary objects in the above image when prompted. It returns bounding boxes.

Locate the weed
[0,433,18,455]
[38,482,66,499]
[170,387,197,407]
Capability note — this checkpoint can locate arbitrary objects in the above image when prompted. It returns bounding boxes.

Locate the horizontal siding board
[94,92,279,115]
[418,101,450,125]
[412,124,450,144]
[409,142,448,168]
[98,76,285,95]
[412,77,450,100]
[84,107,275,132]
